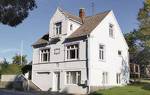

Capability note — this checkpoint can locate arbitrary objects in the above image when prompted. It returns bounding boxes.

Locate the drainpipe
[86,34,90,94]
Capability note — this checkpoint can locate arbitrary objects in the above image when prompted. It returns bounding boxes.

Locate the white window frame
[55,22,62,35]
[109,23,114,38]
[66,71,81,85]
[116,73,121,84]
[66,44,79,60]
[99,44,105,61]
[40,48,50,63]
[102,72,108,85]
[70,24,73,31]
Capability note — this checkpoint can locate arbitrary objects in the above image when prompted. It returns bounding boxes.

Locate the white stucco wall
[32,9,129,94]
[88,11,129,87]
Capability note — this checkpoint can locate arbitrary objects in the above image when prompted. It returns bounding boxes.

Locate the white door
[53,72,60,91]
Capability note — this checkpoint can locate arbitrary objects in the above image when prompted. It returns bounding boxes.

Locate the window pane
[71,72,76,84]
[99,45,104,60]
[66,71,81,84]
[43,53,47,61]
[55,22,62,35]
[67,44,79,59]
[40,49,50,62]
[70,50,75,59]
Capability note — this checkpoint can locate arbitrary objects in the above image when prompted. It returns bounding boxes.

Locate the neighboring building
[32,8,129,94]
[130,63,140,79]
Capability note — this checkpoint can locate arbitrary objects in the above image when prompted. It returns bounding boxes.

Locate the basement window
[116,73,121,84]
[66,71,81,84]
[102,72,108,84]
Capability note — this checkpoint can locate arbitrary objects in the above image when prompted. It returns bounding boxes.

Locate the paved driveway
[0,89,71,95]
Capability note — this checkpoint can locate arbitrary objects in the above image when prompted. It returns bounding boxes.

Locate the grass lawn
[91,81,150,95]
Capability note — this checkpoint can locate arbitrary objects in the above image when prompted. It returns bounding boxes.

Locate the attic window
[109,24,114,38]
[70,24,73,31]
[55,22,62,35]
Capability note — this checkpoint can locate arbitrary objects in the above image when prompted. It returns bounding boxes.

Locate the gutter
[86,34,90,94]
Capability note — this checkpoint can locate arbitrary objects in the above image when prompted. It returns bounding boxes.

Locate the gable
[68,11,110,38]
[90,11,129,49]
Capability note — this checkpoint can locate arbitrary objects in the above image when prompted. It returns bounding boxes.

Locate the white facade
[32,8,129,94]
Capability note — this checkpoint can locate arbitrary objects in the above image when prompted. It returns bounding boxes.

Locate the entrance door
[53,72,60,91]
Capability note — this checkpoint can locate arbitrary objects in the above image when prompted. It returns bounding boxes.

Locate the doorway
[53,72,60,91]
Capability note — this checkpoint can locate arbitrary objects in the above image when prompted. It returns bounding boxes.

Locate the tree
[125,0,150,78]
[0,0,37,27]
[3,58,9,64]
[138,0,150,36]
[21,65,32,75]
[12,54,27,65]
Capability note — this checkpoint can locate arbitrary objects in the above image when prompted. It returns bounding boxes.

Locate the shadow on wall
[121,56,129,84]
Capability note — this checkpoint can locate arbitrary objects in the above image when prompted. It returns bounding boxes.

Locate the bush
[0,64,23,75]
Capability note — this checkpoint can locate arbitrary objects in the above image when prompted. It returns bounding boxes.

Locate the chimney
[79,8,85,23]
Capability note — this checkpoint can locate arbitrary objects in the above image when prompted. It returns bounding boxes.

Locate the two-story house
[32,8,129,94]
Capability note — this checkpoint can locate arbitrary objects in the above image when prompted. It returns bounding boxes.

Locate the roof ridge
[85,10,111,18]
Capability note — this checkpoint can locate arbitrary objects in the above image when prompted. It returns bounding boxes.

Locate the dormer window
[109,24,114,38]
[55,22,62,35]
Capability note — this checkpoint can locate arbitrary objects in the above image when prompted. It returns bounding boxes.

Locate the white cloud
[0,48,20,53]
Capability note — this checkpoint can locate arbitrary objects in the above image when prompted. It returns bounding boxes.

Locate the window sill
[38,61,50,64]
[99,59,106,62]
[66,59,79,61]
[65,84,79,86]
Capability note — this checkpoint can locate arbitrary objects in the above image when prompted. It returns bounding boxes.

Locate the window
[66,71,81,84]
[40,49,50,62]
[55,22,62,35]
[99,44,105,60]
[118,50,122,56]
[135,65,139,73]
[102,72,108,84]
[54,48,60,55]
[109,24,114,37]
[116,73,121,84]
[67,44,79,60]
[70,24,73,31]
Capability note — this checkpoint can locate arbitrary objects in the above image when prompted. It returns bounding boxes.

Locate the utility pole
[21,40,23,65]
[91,1,95,15]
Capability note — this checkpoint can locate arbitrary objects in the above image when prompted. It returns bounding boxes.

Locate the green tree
[12,54,27,65]
[0,64,23,75]
[138,0,150,36]
[3,58,9,64]
[0,0,37,27]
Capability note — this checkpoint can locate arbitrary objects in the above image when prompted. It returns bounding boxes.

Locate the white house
[32,7,129,94]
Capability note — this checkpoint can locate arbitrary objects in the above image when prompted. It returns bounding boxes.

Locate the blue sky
[0,0,144,62]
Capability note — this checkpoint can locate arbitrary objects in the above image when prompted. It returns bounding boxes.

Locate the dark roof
[32,33,49,46]
[49,37,60,44]
[59,8,82,23]
[32,9,110,47]
[68,11,111,38]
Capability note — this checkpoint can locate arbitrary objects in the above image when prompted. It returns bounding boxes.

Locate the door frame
[53,72,60,91]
